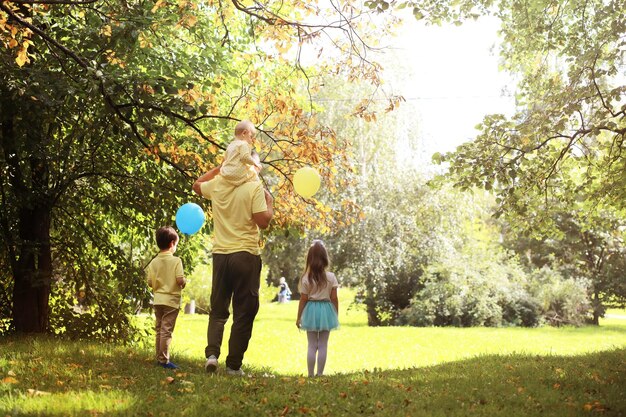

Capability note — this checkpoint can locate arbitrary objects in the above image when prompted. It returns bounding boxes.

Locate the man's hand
[192,166,221,196]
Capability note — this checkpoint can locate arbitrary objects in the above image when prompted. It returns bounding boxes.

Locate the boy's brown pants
[154,305,180,364]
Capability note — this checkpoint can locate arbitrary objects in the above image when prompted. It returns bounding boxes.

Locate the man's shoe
[205,355,218,373]
[160,362,179,369]
[225,367,244,376]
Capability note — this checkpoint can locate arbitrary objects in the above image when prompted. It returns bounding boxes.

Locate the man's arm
[252,189,274,229]
[192,166,221,196]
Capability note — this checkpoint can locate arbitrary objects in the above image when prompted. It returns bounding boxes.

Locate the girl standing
[296,240,339,377]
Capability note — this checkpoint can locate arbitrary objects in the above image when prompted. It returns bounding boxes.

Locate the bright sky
[382,16,517,166]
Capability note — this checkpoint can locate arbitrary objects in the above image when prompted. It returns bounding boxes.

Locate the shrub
[398,248,533,327]
[528,266,592,326]
[48,283,151,344]
[183,263,212,314]
[502,295,543,327]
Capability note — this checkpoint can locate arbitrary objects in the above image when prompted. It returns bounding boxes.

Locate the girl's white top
[299,271,339,301]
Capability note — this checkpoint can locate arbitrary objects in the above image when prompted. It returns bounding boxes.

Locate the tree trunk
[12,205,52,333]
[591,288,601,326]
[2,88,53,333]
[365,297,381,326]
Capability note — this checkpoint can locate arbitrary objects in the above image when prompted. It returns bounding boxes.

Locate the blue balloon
[175,203,205,235]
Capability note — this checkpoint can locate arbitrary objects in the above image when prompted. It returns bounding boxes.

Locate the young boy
[146,226,186,369]
[219,120,262,186]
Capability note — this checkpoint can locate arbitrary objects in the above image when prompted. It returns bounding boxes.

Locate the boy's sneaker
[225,367,244,376]
[160,362,179,369]
[205,355,218,373]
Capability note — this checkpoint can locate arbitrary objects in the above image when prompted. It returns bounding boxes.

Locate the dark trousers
[205,251,261,370]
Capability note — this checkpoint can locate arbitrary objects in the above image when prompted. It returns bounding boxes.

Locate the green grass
[174,291,626,374]
[1,290,625,416]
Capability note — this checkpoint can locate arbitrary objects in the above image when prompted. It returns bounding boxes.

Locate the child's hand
[176,277,186,289]
[296,319,301,329]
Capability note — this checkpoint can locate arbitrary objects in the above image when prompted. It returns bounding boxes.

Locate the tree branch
[6,0,98,4]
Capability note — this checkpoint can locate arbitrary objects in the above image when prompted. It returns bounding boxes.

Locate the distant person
[219,120,262,186]
[296,240,339,377]
[278,277,291,303]
[192,121,274,376]
[146,226,186,369]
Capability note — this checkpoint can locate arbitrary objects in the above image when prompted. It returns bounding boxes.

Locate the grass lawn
[174,290,626,375]
[1,290,625,416]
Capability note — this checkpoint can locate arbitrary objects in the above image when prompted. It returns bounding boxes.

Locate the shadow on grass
[0,336,624,417]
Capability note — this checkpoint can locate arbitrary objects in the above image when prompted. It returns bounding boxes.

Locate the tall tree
[421,0,626,317]
[0,0,394,334]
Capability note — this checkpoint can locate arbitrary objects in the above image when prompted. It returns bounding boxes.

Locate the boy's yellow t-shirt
[146,252,184,308]
[201,175,267,255]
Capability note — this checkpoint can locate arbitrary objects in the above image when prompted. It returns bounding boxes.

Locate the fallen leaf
[339,392,347,399]
[280,406,289,416]
[27,389,51,396]
[2,377,18,384]
[7,371,16,377]
[165,377,175,384]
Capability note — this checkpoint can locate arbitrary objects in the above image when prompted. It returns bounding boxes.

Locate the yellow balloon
[293,167,321,198]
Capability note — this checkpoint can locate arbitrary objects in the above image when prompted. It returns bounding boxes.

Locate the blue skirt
[301,300,339,331]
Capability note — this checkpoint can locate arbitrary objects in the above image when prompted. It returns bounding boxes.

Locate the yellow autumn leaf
[2,376,18,384]
[100,25,112,37]
[8,38,18,48]
[182,14,197,27]
[138,32,152,48]
[151,0,166,13]
[15,49,28,67]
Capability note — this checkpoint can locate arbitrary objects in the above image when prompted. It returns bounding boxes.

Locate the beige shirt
[201,175,267,255]
[146,252,184,308]
[299,271,339,301]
